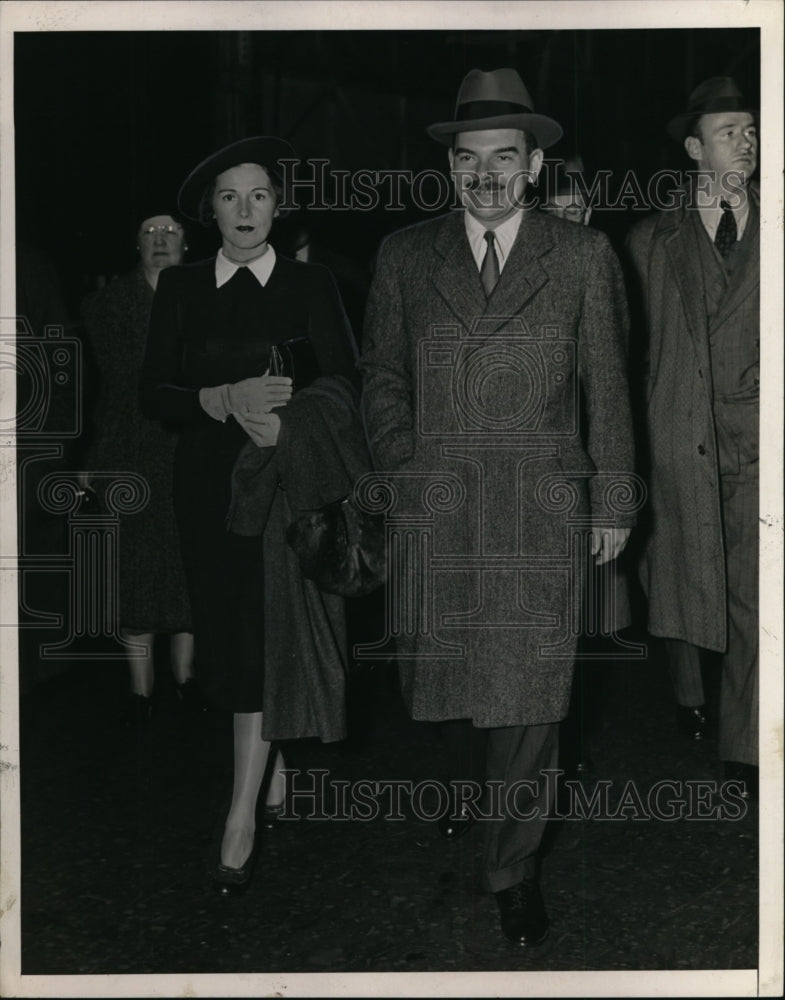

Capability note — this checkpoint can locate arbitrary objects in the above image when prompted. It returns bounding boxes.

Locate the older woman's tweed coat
[82,267,191,633]
[360,209,636,728]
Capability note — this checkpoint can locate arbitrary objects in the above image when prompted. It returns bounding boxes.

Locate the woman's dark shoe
[176,678,208,714]
[212,835,258,895]
[262,802,286,829]
[122,693,153,730]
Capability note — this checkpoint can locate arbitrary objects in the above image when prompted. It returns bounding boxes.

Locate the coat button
[697,444,706,455]
[698,368,703,378]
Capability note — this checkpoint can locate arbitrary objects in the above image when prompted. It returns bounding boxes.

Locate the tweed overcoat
[625,184,760,652]
[359,209,636,728]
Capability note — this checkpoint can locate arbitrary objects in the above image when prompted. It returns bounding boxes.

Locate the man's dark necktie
[714,200,737,258]
[480,230,500,297]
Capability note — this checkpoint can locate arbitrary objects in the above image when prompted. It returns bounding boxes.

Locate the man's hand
[234,411,282,448]
[590,526,631,566]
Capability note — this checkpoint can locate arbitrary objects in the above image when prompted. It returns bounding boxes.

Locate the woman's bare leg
[169,631,195,685]
[221,712,270,868]
[264,748,286,807]
[123,631,154,697]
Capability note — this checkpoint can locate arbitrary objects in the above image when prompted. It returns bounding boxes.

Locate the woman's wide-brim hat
[666,76,757,142]
[177,135,296,221]
[427,68,562,149]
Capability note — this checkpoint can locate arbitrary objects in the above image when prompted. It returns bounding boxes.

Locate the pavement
[16,609,759,980]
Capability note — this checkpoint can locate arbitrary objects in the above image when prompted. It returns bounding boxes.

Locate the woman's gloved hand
[199,373,292,422]
[234,411,282,448]
[227,374,292,415]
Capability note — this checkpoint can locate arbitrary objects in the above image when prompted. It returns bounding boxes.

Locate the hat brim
[666,102,757,142]
[178,136,296,222]
[427,113,563,149]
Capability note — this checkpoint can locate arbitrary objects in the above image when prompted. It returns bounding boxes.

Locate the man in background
[626,77,759,796]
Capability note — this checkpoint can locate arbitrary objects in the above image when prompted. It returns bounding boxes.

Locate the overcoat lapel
[431,212,487,328]
[485,209,552,333]
[431,209,552,335]
[661,209,712,364]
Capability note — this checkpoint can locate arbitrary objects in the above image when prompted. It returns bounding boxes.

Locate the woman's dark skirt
[173,419,265,713]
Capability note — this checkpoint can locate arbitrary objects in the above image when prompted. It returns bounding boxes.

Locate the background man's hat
[178,135,295,220]
[427,68,562,148]
[666,76,756,142]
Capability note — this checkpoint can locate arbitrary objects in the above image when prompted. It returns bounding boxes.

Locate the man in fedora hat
[626,78,759,794]
[359,68,636,946]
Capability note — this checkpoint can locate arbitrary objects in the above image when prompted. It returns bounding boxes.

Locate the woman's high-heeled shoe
[176,678,208,715]
[262,751,288,828]
[262,802,286,829]
[212,835,258,895]
[122,692,153,730]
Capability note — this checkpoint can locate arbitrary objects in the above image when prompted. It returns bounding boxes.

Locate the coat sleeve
[356,235,415,471]
[139,266,206,423]
[579,232,638,527]
[274,264,360,447]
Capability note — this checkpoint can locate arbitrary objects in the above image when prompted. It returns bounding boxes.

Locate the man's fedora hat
[427,68,562,148]
[178,135,295,221]
[666,76,757,142]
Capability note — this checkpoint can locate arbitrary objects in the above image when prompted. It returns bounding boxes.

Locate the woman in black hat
[140,137,358,892]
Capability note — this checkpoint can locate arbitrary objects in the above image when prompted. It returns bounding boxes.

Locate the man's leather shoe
[437,786,477,839]
[723,761,758,802]
[495,878,550,946]
[676,704,710,740]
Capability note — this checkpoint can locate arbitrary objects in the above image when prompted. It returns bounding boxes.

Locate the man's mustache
[465,177,501,192]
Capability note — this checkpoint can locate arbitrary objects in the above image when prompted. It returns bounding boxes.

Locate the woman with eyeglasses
[140,137,359,894]
[81,210,197,727]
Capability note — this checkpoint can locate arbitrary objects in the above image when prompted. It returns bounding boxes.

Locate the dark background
[15,28,759,316]
[9,26,766,980]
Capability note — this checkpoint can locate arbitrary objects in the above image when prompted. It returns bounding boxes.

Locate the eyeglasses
[140,225,184,238]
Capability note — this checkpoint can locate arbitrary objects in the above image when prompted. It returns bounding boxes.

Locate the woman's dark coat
[140,253,357,736]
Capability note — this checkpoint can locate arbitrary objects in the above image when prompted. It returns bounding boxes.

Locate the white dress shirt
[464,209,524,273]
[697,196,749,243]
